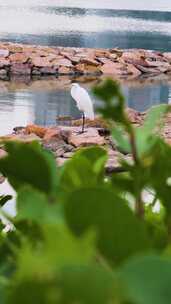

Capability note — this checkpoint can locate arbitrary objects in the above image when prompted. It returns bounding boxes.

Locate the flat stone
[9,53,29,63]
[135,64,160,74]
[55,58,73,67]
[80,57,99,66]
[0,49,9,57]
[68,128,105,147]
[10,63,31,75]
[31,57,53,67]
[100,62,128,75]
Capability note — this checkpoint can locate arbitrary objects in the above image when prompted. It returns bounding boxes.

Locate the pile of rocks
[1,107,171,184]
[0,42,171,79]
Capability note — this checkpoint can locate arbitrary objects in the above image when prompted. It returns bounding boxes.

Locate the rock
[43,128,61,141]
[121,51,149,67]
[9,53,29,63]
[135,64,160,74]
[55,58,73,67]
[31,57,53,67]
[164,52,171,63]
[0,69,8,79]
[32,68,41,75]
[0,133,41,143]
[100,62,128,75]
[80,57,99,66]
[56,157,67,166]
[7,44,23,53]
[0,175,5,184]
[0,149,7,158]
[0,58,10,68]
[39,67,57,75]
[75,63,100,75]
[127,64,142,77]
[63,152,74,158]
[25,124,47,138]
[68,128,105,147]
[10,63,31,75]
[58,66,73,75]
[0,49,9,57]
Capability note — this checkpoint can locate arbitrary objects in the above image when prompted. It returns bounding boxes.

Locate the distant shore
[0,42,170,80]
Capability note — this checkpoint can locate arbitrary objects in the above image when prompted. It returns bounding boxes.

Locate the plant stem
[128,126,145,218]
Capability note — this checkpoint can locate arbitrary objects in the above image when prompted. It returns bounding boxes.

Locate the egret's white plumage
[71,83,94,120]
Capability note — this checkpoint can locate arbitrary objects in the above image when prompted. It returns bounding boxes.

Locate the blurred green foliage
[0,79,171,303]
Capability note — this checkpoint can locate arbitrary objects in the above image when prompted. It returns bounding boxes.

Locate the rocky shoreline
[0,42,171,79]
[1,108,171,184]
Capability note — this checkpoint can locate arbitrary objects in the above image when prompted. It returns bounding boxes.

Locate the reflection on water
[0,78,171,136]
[0,2,171,51]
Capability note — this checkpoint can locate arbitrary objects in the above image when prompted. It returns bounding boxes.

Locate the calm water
[0,0,171,135]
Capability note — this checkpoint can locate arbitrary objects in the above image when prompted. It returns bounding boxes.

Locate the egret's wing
[71,86,94,120]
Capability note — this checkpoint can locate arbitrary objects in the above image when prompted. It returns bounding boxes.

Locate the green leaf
[0,142,58,194]
[135,104,170,157]
[120,255,171,304]
[65,188,151,265]
[16,186,62,225]
[112,125,131,153]
[143,104,170,132]
[59,265,116,304]
[59,147,107,193]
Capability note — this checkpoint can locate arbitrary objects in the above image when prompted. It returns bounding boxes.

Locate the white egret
[71,83,94,133]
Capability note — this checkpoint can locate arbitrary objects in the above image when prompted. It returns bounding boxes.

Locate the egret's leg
[82,113,85,133]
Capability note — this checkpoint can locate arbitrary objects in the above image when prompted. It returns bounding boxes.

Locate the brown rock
[7,44,23,53]
[100,62,128,75]
[10,63,31,75]
[25,124,47,138]
[135,64,160,74]
[55,58,73,67]
[43,128,61,141]
[58,66,73,75]
[68,128,105,147]
[0,134,41,143]
[80,57,99,66]
[127,64,142,77]
[9,53,29,63]
[31,57,53,67]
[75,63,100,74]
[122,51,149,67]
